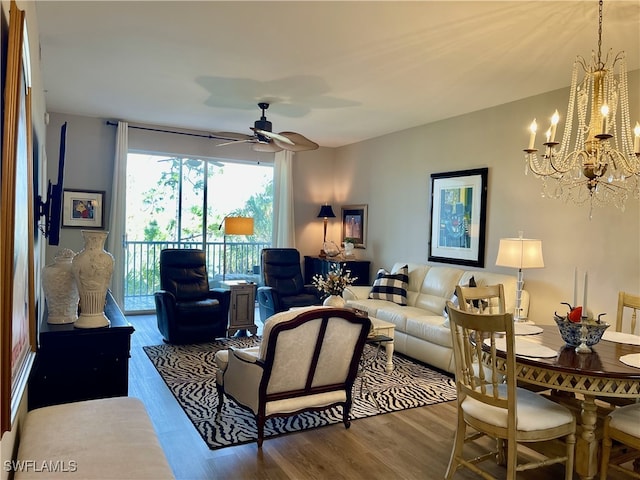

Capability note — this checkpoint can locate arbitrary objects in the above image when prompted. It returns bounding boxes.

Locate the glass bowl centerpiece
[553,303,609,348]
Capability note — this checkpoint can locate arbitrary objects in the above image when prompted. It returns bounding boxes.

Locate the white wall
[302,70,639,325]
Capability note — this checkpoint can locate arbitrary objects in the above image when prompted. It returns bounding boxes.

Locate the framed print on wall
[62,189,105,228]
[428,168,488,268]
[341,204,367,248]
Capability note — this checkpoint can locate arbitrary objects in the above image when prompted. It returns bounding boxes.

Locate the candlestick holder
[575,322,592,354]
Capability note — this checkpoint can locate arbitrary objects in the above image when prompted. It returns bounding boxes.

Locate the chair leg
[343,397,352,428]
[445,413,466,480]
[257,415,265,448]
[600,427,612,480]
[496,438,506,466]
[506,437,517,480]
[565,432,576,480]
[216,384,224,413]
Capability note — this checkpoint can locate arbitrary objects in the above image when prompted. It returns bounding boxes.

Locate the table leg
[384,340,394,373]
[575,395,599,480]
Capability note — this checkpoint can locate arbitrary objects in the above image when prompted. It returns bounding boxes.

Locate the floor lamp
[221,217,254,281]
[495,232,544,322]
[317,204,335,257]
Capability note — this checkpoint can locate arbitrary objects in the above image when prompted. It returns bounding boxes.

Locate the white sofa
[342,262,529,374]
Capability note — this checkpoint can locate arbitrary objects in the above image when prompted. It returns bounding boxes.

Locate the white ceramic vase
[323,294,346,308]
[42,248,79,324]
[344,242,355,257]
[72,230,114,328]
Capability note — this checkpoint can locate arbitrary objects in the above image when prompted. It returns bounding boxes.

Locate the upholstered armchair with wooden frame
[214,306,371,447]
[155,248,230,344]
[256,248,322,322]
[445,302,576,480]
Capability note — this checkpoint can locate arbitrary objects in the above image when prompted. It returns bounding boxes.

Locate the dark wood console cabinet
[304,256,371,286]
[28,292,135,410]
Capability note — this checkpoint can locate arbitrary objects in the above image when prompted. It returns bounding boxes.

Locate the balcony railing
[123,240,270,312]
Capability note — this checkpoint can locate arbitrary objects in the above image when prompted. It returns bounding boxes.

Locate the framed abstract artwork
[62,189,105,228]
[428,168,488,268]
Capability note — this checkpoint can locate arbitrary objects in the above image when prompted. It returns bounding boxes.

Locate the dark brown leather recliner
[155,248,230,344]
[256,248,322,322]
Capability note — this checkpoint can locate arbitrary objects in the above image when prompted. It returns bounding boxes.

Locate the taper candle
[601,104,609,134]
[528,119,537,149]
[582,271,588,319]
[573,267,578,308]
[550,110,559,142]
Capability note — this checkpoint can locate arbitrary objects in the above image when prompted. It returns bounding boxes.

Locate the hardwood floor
[126,313,626,480]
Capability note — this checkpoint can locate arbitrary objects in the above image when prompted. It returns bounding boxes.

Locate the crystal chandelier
[523,0,640,216]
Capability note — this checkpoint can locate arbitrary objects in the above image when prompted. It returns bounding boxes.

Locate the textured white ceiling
[36,1,640,148]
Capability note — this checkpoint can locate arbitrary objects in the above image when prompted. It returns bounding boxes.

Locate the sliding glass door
[123,153,273,312]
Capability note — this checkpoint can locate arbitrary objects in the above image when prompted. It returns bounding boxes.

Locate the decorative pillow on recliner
[368,264,409,306]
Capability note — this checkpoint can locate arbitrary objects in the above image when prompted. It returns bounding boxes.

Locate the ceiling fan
[217,103,319,152]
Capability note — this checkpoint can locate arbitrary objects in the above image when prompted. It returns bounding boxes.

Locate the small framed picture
[341,204,368,249]
[62,189,105,228]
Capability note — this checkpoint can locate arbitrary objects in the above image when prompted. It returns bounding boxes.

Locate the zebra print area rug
[143,337,456,450]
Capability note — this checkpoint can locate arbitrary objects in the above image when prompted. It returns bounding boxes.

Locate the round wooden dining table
[493,323,640,480]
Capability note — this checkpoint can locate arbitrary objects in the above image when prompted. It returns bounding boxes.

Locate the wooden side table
[221,280,257,336]
[304,256,371,286]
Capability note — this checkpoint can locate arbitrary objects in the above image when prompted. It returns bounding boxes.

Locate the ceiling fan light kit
[219,102,319,153]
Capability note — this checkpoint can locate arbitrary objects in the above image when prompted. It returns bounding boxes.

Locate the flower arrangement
[312,263,357,297]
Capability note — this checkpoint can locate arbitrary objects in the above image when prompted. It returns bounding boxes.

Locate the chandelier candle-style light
[523,0,640,216]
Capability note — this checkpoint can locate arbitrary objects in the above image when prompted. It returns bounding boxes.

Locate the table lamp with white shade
[495,232,544,321]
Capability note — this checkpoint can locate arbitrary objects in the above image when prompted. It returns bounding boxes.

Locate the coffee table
[369,316,395,372]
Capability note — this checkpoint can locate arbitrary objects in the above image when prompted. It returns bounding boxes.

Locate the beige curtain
[107,121,128,308]
[272,150,295,247]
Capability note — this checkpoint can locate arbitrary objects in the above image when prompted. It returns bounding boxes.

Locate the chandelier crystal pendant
[523,0,640,216]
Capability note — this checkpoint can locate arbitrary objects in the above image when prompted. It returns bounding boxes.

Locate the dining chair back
[445,302,576,480]
[600,403,640,479]
[456,283,506,314]
[616,291,640,334]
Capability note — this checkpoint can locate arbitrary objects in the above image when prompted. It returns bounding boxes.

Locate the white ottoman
[15,397,174,479]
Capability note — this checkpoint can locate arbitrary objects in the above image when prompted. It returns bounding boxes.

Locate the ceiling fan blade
[251,128,295,146]
[216,138,254,147]
[275,132,319,151]
[212,131,253,141]
[252,142,283,153]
